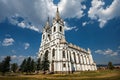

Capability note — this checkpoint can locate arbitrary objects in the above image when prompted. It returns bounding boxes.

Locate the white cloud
[10,16,40,32]
[24,43,30,50]
[0,0,85,32]
[18,21,40,32]
[64,26,77,31]
[58,0,86,18]
[82,21,94,27]
[18,21,26,28]
[11,55,17,60]
[82,22,87,26]
[88,0,120,28]
[2,38,14,46]
[95,48,118,56]
[11,55,26,65]
[29,25,39,32]
[64,21,78,31]
[12,55,37,64]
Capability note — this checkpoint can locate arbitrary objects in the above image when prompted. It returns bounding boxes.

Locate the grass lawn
[0,70,120,80]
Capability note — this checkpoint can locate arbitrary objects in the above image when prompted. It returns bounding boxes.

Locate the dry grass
[0,70,120,80]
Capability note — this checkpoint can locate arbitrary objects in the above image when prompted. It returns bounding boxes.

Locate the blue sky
[0,0,120,65]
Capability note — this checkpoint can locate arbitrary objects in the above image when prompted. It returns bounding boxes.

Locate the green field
[0,70,120,80]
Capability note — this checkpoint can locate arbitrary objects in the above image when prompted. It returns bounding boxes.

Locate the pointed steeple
[53,7,64,26]
[55,7,60,20]
[45,17,50,29]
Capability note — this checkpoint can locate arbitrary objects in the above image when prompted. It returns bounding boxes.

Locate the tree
[0,56,11,76]
[0,62,2,72]
[41,56,50,74]
[20,59,27,72]
[108,61,114,70]
[31,59,36,72]
[20,57,36,74]
[26,57,32,73]
[36,58,41,72]
[11,63,18,73]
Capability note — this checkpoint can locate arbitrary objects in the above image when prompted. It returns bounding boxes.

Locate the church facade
[38,8,97,73]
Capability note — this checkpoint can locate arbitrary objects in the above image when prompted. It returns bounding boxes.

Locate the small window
[63,63,66,67]
[48,34,51,40]
[60,26,62,32]
[54,26,56,32]
[63,51,65,58]
[43,35,44,39]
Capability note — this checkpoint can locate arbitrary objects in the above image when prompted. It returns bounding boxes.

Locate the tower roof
[44,17,50,29]
[55,7,60,20]
[60,37,67,44]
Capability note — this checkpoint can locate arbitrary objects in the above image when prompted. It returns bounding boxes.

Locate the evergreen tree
[20,59,27,72]
[31,59,36,72]
[108,61,114,70]
[11,63,18,73]
[0,62,2,72]
[20,57,36,74]
[26,57,32,73]
[0,56,11,76]
[41,56,49,74]
[36,58,41,71]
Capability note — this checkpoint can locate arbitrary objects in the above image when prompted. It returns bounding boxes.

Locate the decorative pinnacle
[55,7,60,20]
[45,16,50,29]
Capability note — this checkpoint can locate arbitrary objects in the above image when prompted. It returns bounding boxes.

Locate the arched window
[73,52,76,63]
[54,26,56,32]
[52,49,55,57]
[63,51,65,58]
[60,26,62,32]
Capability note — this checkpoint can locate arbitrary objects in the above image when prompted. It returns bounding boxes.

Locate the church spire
[45,17,50,29]
[55,7,60,20]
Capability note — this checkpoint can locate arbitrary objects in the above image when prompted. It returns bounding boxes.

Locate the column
[87,57,91,70]
[80,54,83,71]
[82,55,85,71]
[85,56,88,71]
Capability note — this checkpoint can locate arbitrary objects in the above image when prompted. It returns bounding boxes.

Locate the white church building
[38,8,97,73]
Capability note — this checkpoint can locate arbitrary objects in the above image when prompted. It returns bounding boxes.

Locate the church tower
[40,17,51,46]
[52,7,65,42]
